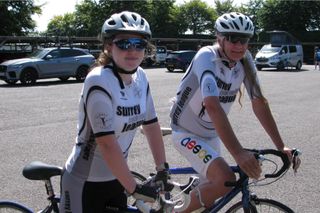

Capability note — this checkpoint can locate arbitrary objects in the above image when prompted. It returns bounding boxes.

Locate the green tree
[214,0,235,15]
[0,0,41,35]
[178,0,217,35]
[147,0,179,37]
[47,13,76,36]
[257,0,320,32]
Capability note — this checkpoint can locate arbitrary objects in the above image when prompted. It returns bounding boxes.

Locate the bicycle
[0,161,174,213]
[133,148,302,213]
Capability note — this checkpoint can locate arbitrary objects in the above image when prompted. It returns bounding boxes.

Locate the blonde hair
[239,51,266,106]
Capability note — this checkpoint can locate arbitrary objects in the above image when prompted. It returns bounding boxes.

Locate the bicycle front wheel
[226,198,294,213]
[0,201,33,213]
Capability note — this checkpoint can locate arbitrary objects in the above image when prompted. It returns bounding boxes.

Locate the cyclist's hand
[236,150,261,180]
[154,162,172,191]
[132,183,158,203]
[281,147,301,173]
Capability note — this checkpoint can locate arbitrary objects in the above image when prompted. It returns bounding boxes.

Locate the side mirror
[45,54,53,60]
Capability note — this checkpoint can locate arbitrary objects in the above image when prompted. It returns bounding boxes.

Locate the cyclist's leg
[172,131,235,212]
[60,170,85,213]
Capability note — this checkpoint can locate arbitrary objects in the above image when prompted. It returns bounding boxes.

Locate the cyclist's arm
[203,96,261,179]
[96,135,136,193]
[142,121,167,168]
[251,98,286,151]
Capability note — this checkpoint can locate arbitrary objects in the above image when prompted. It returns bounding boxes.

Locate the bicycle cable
[248,157,289,187]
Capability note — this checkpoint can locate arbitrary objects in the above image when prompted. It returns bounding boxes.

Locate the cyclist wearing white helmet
[170,12,295,212]
[59,11,169,213]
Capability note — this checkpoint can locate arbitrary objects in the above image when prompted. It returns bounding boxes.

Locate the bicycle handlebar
[225,148,301,187]
[135,195,175,213]
[140,148,301,212]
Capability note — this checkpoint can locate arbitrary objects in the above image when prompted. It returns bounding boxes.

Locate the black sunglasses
[113,38,147,51]
[225,35,250,45]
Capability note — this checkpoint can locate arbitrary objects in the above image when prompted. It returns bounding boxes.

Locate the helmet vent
[232,21,239,30]
[221,22,230,29]
[239,16,243,25]
[132,14,138,21]
[245,22,249,30]
[108,20,116,27]
[120,14,129,24]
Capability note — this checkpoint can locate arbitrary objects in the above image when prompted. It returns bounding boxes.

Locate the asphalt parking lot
[0,64,319,212]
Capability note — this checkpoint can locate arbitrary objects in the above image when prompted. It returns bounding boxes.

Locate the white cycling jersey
[65,65,157,182]
[170,45,260,139]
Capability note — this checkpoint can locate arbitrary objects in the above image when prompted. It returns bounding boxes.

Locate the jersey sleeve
[85,86,114,137]
[200,71,219,98]
[143,83,158,125]
[193,47,219,99]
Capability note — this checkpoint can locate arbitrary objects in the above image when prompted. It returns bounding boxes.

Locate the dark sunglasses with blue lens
[113,38,148,51]
[225,35,250,45]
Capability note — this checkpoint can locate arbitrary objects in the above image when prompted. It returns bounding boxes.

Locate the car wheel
[59,77,70,82]
[167,67,174,72]
[295,61,302,70]
[75,66,89,82]
[256,65,262,71]
[277,62,285,71]
[4,80,18,85]
[183,63,190,72]
[20,68,37,85]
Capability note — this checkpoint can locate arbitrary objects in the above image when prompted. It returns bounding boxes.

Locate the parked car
[165,50,197,72]
[0,47,95,85]
[155,46,167,64]
[255,44,303,71]
[142,46,168,67]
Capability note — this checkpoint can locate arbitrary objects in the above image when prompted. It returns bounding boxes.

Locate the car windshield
[28,49,51,59]
[260,45,281,53]
[167,53,179,58]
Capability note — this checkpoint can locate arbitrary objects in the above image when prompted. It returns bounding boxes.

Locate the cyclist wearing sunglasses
[59,11,169,213]
[170,12,296,212]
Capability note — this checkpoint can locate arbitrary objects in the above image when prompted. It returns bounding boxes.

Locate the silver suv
[0,47,95,85]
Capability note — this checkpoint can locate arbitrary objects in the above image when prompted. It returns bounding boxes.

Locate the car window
[167,53,179,58]
[280,46,288,54]
[61,49,86,57]
[156,47,166,54]
[47,50,62,59]
[289,46,297,53]
[185,52,196,59]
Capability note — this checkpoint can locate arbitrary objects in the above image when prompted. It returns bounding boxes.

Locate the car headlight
[8,64,23,69]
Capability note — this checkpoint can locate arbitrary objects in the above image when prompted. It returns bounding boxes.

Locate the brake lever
[292,149,302,175]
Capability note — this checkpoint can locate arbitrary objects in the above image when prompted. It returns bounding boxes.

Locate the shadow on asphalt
[0,79,82,88]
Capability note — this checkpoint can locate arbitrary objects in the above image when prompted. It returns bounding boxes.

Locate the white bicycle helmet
[101,11,151,39]
[215,12,254,37]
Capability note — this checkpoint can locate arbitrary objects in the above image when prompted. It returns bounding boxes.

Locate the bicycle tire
[0,201,33,213]
[225,198,294,213]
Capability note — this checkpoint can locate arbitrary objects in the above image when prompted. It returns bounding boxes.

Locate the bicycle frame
[169,165,253,212]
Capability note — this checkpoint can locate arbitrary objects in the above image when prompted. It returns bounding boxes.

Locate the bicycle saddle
[22,161,63,180]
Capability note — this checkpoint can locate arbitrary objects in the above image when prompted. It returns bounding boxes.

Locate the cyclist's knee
[207,157,234,179]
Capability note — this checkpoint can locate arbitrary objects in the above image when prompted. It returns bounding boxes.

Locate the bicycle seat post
[44,179,55,198]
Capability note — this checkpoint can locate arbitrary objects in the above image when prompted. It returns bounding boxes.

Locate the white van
[255,44,303,71]
[155,46,167,64]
